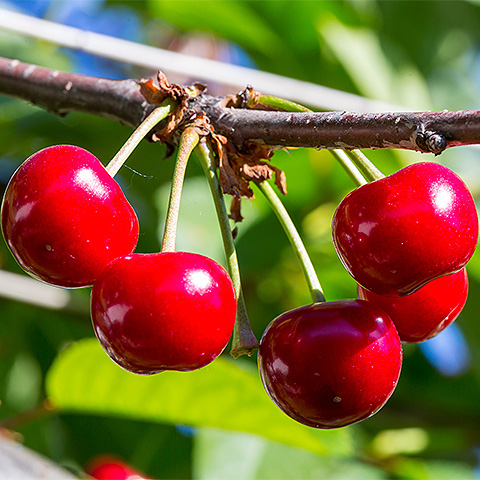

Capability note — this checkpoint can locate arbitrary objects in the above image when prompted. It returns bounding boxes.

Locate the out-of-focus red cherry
[86,455,147,480]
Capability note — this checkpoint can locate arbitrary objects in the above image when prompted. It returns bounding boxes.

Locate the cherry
[258,299,402,429]
[1,145,139,288]
[332,162,478,296]
[91,251,237,374]
[86,455,147,480]
[358,267,468,343]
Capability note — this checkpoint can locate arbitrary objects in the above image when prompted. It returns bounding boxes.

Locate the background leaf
[46,338,353,457]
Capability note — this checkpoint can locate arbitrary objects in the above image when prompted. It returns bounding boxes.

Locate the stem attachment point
[106,99,175,177]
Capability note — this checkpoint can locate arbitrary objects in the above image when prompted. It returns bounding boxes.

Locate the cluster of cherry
[258,162,478,428]
[1,145,478,430]
[1,145,237,375]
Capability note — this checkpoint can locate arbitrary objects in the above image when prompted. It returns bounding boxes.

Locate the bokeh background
[0,1,480,478]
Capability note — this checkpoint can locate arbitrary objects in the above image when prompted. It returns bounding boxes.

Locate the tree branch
[0,57,149,127]
[1,56,480,154]
[203,105,480,153]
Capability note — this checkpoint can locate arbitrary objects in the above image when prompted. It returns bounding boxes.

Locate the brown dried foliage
[139,72,288,222]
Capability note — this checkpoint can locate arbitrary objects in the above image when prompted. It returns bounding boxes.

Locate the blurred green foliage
[1,1,480,479]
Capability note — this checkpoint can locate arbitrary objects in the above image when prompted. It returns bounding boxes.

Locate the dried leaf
[242,163,272,182]
[229,197,243,223]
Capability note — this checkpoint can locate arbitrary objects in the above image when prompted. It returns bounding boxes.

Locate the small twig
[0,9,396,112]
[0,399,57,430]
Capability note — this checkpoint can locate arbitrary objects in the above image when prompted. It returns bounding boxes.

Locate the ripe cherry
[358,268,468,343]
[91,251,237,374]
[86,455,147,480]
[332,162,478,296]
[258,299,402,429]
[1,145,139,288]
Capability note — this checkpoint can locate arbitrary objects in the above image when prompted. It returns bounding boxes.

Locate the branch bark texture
[1,56,480,154]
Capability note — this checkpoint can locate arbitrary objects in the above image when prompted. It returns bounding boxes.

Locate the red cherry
[86,455,147,480]
[332,162,478,296]
[258,300,402,429]
[1,145,139,288]
[91,251,237,374]
[358,268,468,343]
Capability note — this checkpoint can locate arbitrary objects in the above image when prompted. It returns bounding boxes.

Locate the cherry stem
[106,99,175,177]
[195,141,259,358]
[160,127,200,253]
[330,149,368,187]
[256,180,325,304]
[244,94,326,303]
[249,94,312,113]
[345,149,385,182]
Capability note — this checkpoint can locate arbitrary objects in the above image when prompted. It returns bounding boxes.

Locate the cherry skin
[332,162,478,296]
[258,299,402,429]
[86,455,147,480]
[358,267,468,343]
[1,145,139,288]
[91,251,237,374]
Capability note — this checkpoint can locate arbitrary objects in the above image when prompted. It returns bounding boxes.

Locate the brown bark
[1,56,480,154]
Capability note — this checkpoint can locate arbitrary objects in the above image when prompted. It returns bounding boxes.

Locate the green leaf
[193,427,388,480]
[46,338,353,457]
[317,17,431,109]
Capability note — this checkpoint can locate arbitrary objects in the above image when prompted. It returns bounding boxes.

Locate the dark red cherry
[91,251,237,374]
[332,162,478,296]
[1,145,139,288]
[86,455,147,480]
[358,268,468,343]
[258,299,402,429]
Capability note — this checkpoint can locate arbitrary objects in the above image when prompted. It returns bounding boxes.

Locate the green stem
[243,94,326,303]
[195,141,258,358]
[250,94,312,113]
[346,149,385,182]
[256,180,325,304]
[106,99,175,177]
[160,127,199,253]
[330,149,368,187]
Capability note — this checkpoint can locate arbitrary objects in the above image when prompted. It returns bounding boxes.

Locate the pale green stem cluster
[330,149,368,187]
[346,149,385,182]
